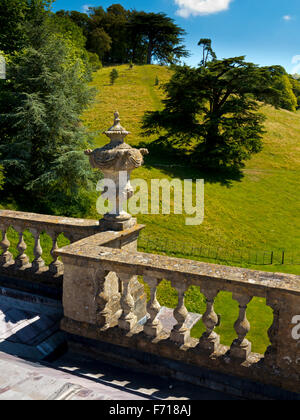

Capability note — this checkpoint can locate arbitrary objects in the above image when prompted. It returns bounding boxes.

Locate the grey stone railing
[0,210,143,285]
[0,210,104,276]
[57,238,300,397]
[1,209,299,396]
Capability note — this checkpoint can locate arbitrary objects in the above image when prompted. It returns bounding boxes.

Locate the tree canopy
[56,5,188,65]
[127,12,188,64]
[0,4,98,215]
[290,75,300,109]
[256,66,298,112]
[0,0,53,53]
[198,38,216,67]
[0,166,4,191]
[142,55,283,170]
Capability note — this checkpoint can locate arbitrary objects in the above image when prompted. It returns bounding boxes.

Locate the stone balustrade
[0,210,144,291]
[57,239,300,397]
[0,210,102,275]
[1,209,299,397]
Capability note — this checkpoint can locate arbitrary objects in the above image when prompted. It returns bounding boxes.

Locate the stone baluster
[49,232,63,274]
[118,273,137,331]
[0,227,13,265]
[264,295,281,368]
[93,268,122,331]
[143,276,162,338]
[32,230,45,272]
[15,230,29,269]
[170,284,190,345]
[230,293,253,361]
[198,286,220,353]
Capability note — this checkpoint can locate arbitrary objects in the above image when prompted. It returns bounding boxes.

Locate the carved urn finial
[103,111,130,144]
[85,112,148,231]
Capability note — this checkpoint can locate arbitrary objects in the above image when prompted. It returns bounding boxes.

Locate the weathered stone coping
[0,209,145,243]
[61,225,145,248]
[0,210,100,227]
[0,210,100,239]
[56,242,300,297]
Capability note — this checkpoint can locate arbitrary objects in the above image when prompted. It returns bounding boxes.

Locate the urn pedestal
[85,112,148,232]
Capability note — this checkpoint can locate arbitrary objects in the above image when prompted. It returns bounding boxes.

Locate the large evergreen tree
[0,0,52,54]
[0,19,98,215]
[128,12,188,64]
[143,56,282,170]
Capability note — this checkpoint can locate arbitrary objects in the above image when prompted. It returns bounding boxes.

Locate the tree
[55,6,188,66]
[56,10,91,38]
[274,74,297,111]
[0,166,4,191]
[0,19,97,215]
[47,13,87,50]
[88,52,102,72]
[198,39,216,67]
[290,75,300,109]
[110,68,119,85]
[103,4,131,64]
[46,14,92,75]
[128,12,188,64]
[51,12,103,70]
[260,66,298,112]
[0,0,29,53]
[142,57,282,170]
[89,27,112,60]
[0,0,52,54]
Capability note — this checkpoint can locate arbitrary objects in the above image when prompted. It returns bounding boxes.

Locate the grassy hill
[83,64,300,276]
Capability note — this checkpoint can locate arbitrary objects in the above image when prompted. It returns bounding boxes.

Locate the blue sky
[52,0,300,74]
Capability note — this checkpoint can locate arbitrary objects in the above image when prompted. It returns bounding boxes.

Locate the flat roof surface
[0,352,148,400]
[0,285,237,400]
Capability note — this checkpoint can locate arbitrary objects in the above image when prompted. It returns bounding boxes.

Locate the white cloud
[283,15,292,21]
[174,0,233,18]
[292,55,300,74]
[82,4,92,13]
[292,55,300,64]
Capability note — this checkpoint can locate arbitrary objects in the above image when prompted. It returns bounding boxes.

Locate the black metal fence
[138,237,300,266]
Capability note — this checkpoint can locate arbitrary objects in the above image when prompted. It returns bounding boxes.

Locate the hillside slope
[83,65,300,275]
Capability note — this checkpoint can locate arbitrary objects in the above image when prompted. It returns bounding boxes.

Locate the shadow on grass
[137,140,244,187]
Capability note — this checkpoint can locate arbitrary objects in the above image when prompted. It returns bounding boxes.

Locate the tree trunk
[147,37,153,65]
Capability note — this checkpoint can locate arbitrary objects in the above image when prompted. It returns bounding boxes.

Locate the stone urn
[85,111,148,231]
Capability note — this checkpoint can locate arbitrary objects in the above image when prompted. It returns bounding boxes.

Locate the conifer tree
[143,56,283,170]
[110,68,119,85]
[0,19,98,216]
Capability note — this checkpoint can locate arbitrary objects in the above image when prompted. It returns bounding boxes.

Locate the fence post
[282,251,285,265]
